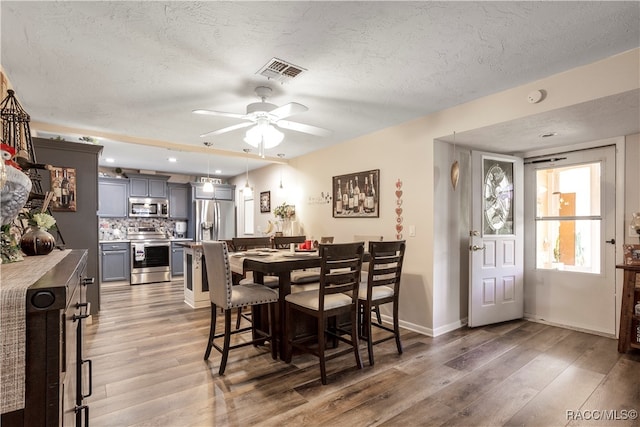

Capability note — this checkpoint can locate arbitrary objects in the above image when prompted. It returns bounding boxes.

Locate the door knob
[470,245,486,251]
[606,238,616,244]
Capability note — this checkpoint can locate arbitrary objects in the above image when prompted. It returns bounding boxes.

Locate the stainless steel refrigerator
[194,199,236,242]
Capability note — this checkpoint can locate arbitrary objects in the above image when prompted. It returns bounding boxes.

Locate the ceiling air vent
[257,58,306,83]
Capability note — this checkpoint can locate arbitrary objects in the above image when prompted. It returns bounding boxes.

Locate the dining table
[229,248,322,358]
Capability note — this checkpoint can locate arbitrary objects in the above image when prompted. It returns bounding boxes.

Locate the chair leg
[235,307,243,329]
[204,302,217,360]
[352,304,363,370]
[269,302,277,360]
[284,303,293,363]
[318,315,327,385]
[373,306,382,325]
[365,302,375,366]
[393,301,403,355]
[219,309,232,375]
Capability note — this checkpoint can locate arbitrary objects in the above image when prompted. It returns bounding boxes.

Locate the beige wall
[232,48,640,335]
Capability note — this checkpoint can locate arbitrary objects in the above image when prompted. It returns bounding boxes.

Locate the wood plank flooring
[86,281,640,426]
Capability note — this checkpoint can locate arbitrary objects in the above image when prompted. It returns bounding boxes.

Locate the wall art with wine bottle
[49,166,77,212]
[332,169,379,218]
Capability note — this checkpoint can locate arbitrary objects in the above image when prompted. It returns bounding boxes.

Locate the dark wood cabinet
[616,264,640,353]
[1,250,92,427]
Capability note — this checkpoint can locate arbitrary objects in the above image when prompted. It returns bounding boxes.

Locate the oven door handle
[131,242,171,248]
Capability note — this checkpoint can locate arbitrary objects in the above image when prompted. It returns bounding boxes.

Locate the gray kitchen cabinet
[98,177,129,217]
[192,182,235,201]
[171,242,185,277]
[128,174,169,198]
[100,242,130,282]
[168,183,190,219]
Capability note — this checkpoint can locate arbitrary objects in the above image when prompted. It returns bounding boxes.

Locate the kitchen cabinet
[128,174,169,198]
[168,183,190,219]
[100,242,130,282]
[98,177,129,218]
[171,241,185,277]
[192,182,235,201]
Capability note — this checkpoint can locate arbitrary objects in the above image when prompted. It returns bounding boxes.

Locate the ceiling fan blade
[276,120,332,137]
[192,109,246,120]
[269,102,308,120]
[199,121,254,138]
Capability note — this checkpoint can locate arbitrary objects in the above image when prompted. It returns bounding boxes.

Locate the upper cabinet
[128,174,170,198]
[192,183,235,201]
[98,178,129,217]
[168,183,190,219]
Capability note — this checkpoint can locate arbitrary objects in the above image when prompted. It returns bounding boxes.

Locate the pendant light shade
[244,118,284,158]
[243,148,253,197]
[203,142,214,192]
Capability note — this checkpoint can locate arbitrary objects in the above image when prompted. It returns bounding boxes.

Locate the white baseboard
[523,313,616,338]
[378,314,467,338]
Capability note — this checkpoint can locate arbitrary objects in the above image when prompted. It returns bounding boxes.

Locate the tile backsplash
[99,218,187,240]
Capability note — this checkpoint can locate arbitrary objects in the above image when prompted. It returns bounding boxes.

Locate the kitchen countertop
[99,238,194,244]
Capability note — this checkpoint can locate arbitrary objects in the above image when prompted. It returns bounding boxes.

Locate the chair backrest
[353,235,383,248]
[273,235,306,249]
[318,242,365,310]
[365,240,406,297]
[201,241,233,309]
[320,236,334,244]
[232,236,272,251]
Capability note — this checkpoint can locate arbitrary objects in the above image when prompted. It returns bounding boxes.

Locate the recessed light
[539,132,558,138]
[214,169,222,174]
[168,157,177,162]
[105,158,115,163]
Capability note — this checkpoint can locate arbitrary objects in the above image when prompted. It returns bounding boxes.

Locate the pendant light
[243,148,253,197]
[451,131,459,190]
[277,153,285,190]
[203,142,214,192]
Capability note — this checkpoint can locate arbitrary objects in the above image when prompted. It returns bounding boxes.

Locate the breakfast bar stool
[202,241,279,375]
[358,240,406,366]
[284,242,365,384]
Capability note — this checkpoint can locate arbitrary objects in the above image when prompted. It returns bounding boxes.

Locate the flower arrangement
[20,210,57,231]
[273,202,295,220]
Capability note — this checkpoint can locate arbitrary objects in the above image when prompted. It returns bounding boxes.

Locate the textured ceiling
[2,1,639,177]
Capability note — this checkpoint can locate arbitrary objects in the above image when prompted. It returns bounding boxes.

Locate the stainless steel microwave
[129,198,169,218]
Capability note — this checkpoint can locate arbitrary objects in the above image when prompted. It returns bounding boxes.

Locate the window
[535,162,601,273]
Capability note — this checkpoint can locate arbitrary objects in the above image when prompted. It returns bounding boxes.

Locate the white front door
[523,146,616,335]
[469,151,524,327]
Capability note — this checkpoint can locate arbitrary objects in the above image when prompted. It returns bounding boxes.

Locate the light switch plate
[409,225,416,237]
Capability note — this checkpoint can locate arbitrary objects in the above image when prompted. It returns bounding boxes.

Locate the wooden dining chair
[284,242,365,384]
[354,234,384,323]
[201,241,279,375]
[231,236,272,251]
[358,240,406,366]
[272,235,306,249]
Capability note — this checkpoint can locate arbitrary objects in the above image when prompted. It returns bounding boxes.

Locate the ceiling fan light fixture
[244,123,284,149]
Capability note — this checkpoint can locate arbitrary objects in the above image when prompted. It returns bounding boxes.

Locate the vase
[20,226,56,256]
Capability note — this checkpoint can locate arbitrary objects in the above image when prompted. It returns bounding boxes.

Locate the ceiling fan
[193,86,332,149]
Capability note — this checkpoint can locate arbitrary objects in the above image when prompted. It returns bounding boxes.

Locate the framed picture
[49,166,77,212]
[332,169,379,218]
[260,191,271,213]
[623,244,640,266]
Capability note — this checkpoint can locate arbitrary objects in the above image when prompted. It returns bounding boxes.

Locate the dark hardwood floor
[86,281,640,426]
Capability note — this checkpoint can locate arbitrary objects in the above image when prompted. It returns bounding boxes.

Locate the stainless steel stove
[128,227,171,285]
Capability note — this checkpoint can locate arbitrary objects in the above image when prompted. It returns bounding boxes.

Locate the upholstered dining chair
[284,241,365,384]
[358,240,406,366]
[202,241,279,375]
